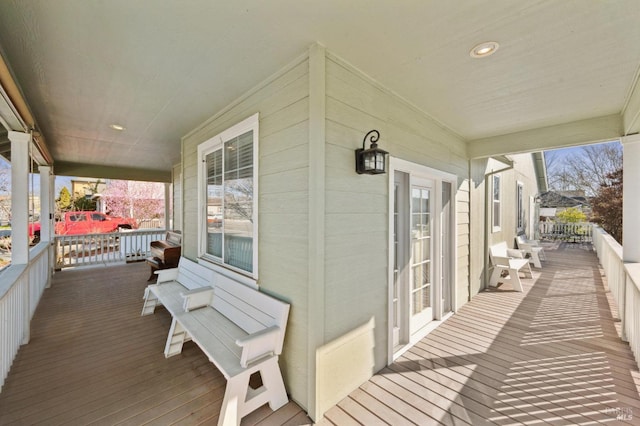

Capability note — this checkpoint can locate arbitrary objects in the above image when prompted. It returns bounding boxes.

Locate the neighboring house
[538,190,590,220]
[176,47,548,420]
[70,178,106,199]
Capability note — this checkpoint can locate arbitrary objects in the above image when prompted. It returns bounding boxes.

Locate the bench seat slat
[147,282,188,316]
[176,308,248,378]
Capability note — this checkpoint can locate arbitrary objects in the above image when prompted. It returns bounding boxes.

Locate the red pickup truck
[29,211,138,241]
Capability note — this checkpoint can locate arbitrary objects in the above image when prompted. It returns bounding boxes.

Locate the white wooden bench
[141,257,216,319]
[489,242,532,292]
[516,234,546,268]
[168,277,290,426]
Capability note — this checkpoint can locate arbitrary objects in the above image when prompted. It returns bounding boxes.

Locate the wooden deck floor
[321,242,640,425]
[1,242,639,425]
[0,261,310,425]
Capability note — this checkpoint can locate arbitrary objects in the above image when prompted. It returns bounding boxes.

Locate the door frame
[387,157,458,363]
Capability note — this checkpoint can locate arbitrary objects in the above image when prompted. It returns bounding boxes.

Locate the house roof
[0,1,639,178]
[538,191,589,209]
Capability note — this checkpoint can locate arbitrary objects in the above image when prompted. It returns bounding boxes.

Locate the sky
[543,141,622,162]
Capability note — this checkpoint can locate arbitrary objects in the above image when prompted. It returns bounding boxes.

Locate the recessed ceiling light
[470,41,499,58]
[109,124,125,131]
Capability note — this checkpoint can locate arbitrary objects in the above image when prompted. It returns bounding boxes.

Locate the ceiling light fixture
[470,41,499,58]
[109,124,125,131]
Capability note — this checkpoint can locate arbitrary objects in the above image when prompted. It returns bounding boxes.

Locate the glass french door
[409,179,434,332]
[393,168,453,353]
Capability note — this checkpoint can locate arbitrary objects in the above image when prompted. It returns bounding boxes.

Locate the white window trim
[197,113,259,280]
[492,175,501,232]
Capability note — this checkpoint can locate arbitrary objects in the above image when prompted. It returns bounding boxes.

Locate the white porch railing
[55,229,167,268]
[592,224,640,367]
[539,221,593,242]
[0,242,51,392]
[137,218,165,229]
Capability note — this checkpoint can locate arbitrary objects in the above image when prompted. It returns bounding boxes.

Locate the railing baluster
[53,229,171,269]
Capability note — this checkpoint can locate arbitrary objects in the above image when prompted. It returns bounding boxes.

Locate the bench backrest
[166,231,182,245]
[176,257,216,290]
[212,278,290,355]
[489,241,509,259]
[489,242,511,267]
[515,234,527,247]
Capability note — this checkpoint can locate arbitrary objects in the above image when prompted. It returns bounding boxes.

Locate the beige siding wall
[178,47,485,419]
[317,53,468,415]
[180,57,311,408]
[469,154,542,296]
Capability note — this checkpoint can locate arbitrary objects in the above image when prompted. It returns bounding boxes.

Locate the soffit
[0,0,638,173]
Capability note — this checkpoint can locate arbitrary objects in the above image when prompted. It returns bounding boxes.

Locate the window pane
[224,234,253,272]
[223,130,254,272]
[493,176,501,228]
[206,149,223,258]
[223,176,253,269]
[412,188,421,213]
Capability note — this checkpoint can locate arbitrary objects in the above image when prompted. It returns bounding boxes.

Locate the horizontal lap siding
[457,179,471,306]
[322,55,468,412]
[469,154,543,299]
[181,57,310,408]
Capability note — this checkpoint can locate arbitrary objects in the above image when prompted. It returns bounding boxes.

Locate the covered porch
[2,2,640,423]
[1,241,638,425]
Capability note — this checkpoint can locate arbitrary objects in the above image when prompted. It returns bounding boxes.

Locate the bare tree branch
[546,142,622,196]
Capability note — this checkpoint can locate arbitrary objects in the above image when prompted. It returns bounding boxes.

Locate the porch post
[622,134,640,262]
[8,131,30,265]
[9,131,31,345]
[39,166,52,243]
[164,182,171,230]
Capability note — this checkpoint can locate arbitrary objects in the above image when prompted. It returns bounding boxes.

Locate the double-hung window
[198,113,258,277]
[492,175,501,232]
[516,182,524,232]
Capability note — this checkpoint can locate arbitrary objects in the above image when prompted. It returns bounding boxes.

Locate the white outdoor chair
[516,234,545,268]
[489,242,532,292]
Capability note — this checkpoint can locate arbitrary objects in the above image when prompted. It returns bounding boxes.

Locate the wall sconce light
[355,130,388,174]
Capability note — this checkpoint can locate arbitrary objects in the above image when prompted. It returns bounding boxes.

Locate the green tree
[71,180,101,212]
[591,169,622,244]
[73,194,97,211]
[57,187,72,212]
[556,207,586,223]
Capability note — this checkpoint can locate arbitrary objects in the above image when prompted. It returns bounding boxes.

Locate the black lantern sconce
[355,130,388,174]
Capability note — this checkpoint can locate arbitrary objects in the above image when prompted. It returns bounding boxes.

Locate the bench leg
[508,268,523,292]
[141,288,159,316]
[490,266,525,292]
[218,357,288,426]
[530,252,542,268]
[259,356,288,410]
[538,248,546,261]
[522,262,533,279]
[489,267,504,287]
[164,318,187,358]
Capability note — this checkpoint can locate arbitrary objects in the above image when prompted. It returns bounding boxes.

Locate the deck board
[1,242,639,425]
[321,242,640,425]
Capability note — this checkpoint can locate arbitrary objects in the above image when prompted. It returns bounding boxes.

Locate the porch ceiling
[0,0,639,174]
